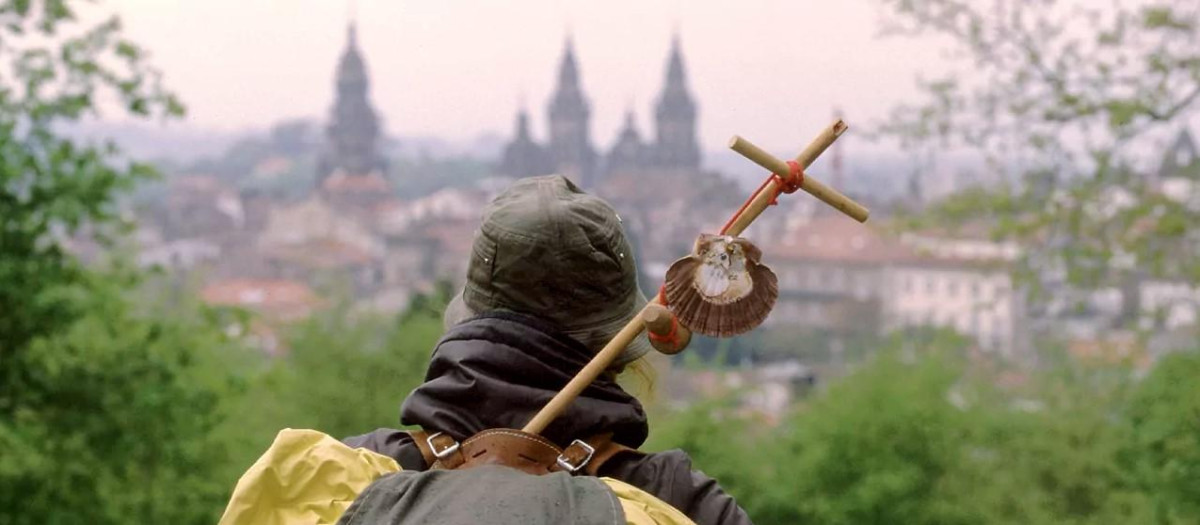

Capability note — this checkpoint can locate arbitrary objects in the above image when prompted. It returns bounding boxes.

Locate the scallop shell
[663,235,778,337]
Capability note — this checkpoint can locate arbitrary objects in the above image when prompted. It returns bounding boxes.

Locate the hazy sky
[107,0,947,154]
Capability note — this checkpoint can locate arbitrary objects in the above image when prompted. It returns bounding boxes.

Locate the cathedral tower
[607,108,648,173]
[546,36,597,186]
[500,107,553,177]
[321,23,385,180]
[652,35,700,169]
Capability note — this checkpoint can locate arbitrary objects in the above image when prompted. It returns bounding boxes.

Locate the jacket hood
[399,311,649,448]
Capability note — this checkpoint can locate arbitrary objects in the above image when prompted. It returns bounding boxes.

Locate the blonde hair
[617,355,658,402]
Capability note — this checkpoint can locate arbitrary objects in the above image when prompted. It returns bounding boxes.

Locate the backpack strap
[405,429,465,470]
[571,433,641,477]
[407,429,434,468]
[407,428,639,476]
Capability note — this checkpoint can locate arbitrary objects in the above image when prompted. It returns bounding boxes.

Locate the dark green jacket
[344,312,752,525]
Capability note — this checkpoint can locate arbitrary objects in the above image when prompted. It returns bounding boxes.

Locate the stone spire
[500,106,553,177]
[1157,127,1199,182]
[653,34,700,169]
[546,35,597,186]
[607,108,647,173]
[322,22,385,179]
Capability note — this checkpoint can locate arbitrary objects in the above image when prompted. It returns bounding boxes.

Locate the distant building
[138,238,221,271]
[499,34,703,186]
[1139,279,1199,331]
[651,35,701,170]
[766,216,1030,359]
[161,175,244,240]
[499,108,554,179]
[606,109,650,173]
[1157,127,1199,206]
[201,278,322,355]
[318,22,390,206]
[768,217,907,336]
[1157,128,1199,182]
[886,232,1026,358]
[258,195,383,269]
[544,36,598,186]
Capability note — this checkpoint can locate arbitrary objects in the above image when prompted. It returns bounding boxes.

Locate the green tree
[0,1,242,523]
[0,0,182,357]
[1126,350,1200,523]
[877,0,1200,319]
[771,338,972,525]
[648,330,1170,524]
[242,307,439,441]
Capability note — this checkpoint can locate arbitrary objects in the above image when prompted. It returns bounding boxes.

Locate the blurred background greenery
[3,1,1200,524]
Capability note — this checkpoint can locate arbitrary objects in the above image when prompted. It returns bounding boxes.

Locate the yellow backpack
[219,429,694,525]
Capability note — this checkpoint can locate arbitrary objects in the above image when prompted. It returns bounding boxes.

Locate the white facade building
[766,216,1029,358]
[886,263,1022,357]
[1140,280,1200,330]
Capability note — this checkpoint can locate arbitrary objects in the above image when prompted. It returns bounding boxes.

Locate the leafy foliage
[0,2,237,523]
[240,307,439,441]
[877,0,1200,315]
[0,0,182,358]
[649,331,1200,525]
[1125,351,1200,522]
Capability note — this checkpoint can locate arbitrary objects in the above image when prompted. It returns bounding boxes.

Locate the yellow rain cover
[218,429,400,525]
[603,477,697,525]
[219,428,695,525]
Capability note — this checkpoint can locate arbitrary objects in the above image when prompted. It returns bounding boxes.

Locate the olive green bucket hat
[444,175,652,367]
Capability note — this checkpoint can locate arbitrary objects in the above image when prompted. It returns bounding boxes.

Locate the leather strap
[407,430,436,469]
[406,428,640,476]
[579,433,639,476]
[406,429,466,469]
[452,429,564,475]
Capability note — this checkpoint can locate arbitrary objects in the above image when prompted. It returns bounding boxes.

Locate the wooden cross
[523,120,869,435]
[726,120,870,232]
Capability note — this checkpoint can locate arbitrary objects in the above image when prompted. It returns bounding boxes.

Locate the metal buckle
[556,439,596,473]
[426,432,460,460]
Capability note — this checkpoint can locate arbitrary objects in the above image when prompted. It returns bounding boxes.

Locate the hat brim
[443,288,653,369]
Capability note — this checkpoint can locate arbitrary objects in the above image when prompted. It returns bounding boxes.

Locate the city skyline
[104,0,948,155]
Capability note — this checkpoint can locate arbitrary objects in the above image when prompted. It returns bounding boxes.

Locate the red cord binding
[718,160,804,235]
[647,312,683,347]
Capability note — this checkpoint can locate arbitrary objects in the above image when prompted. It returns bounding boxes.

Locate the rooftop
[201,278,320,321]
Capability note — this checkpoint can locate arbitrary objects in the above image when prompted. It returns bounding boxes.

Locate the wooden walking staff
[522,119,869,435]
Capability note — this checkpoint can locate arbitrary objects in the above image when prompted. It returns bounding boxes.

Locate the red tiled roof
[201,279,319,320]
[773,216,916,264]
